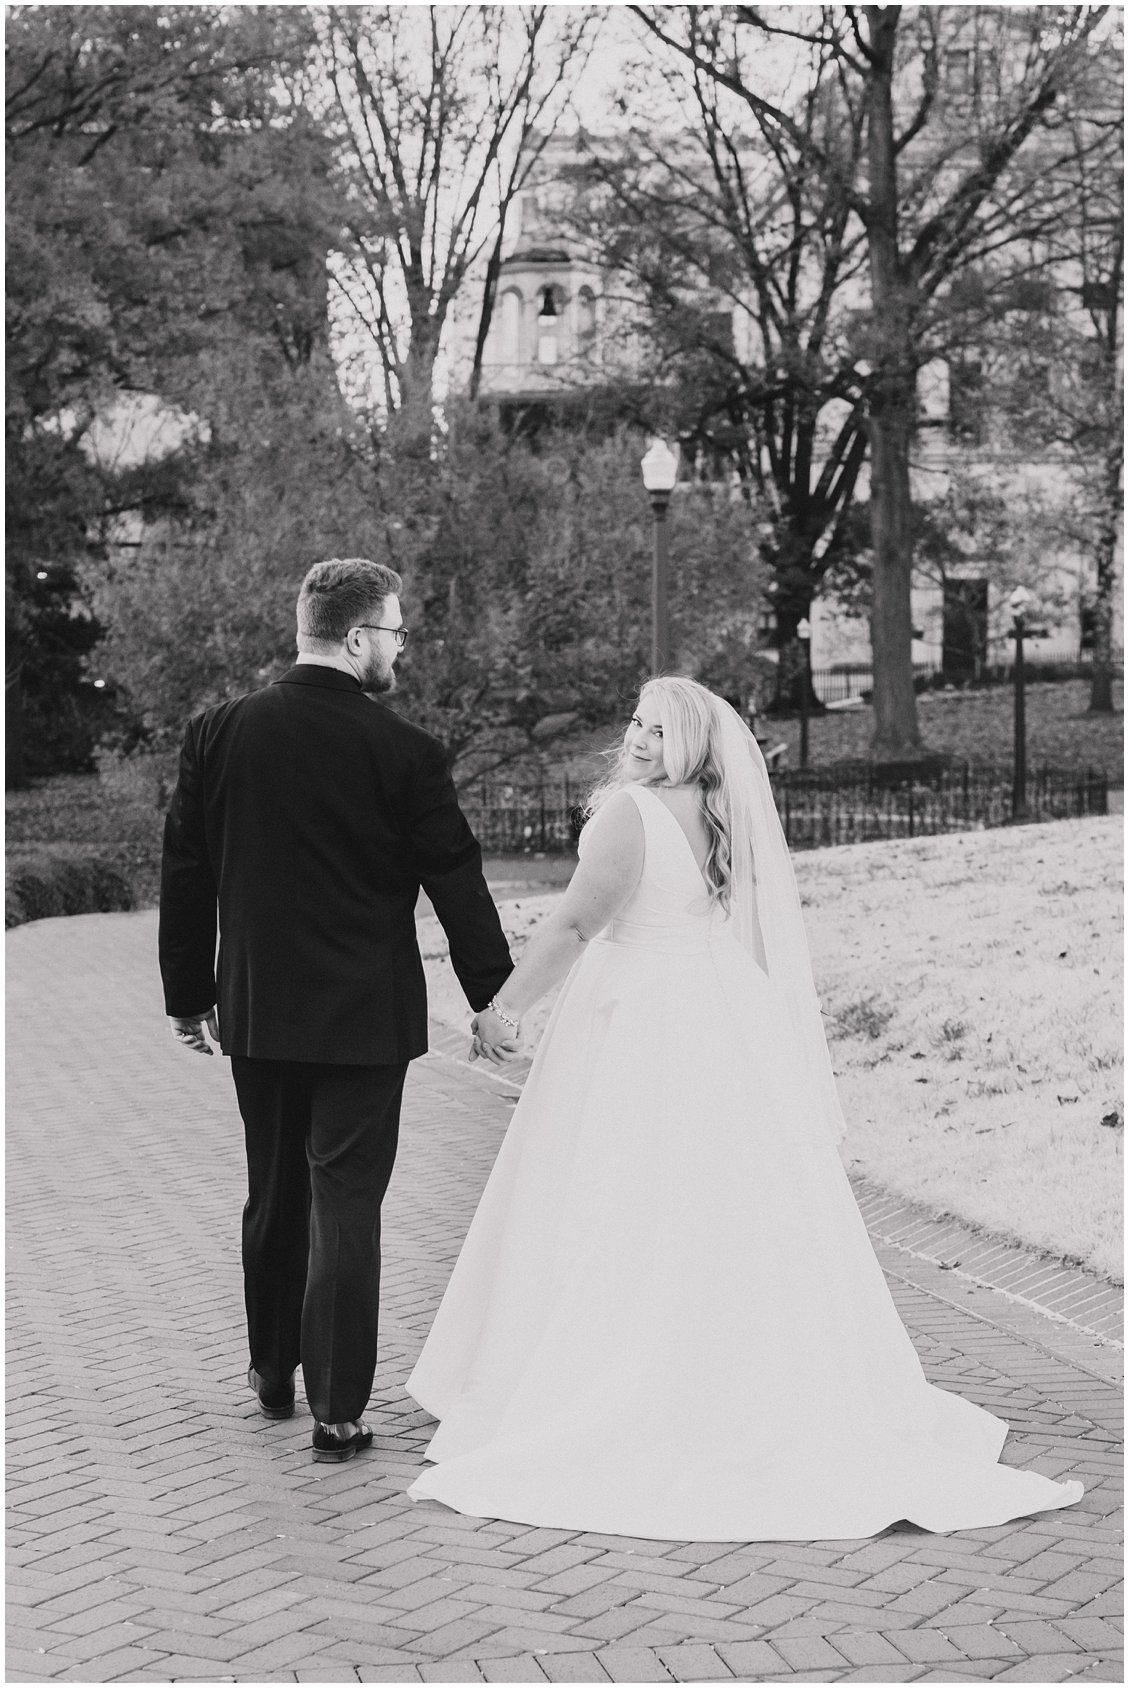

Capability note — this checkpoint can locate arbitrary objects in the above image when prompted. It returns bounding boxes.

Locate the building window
[536,286,562,365]
[948,355,984,444]
[946,47,973,95]
[917,359,950,427]
[941,576,988,681]
[499,289,521,364]
[577,287,597,359]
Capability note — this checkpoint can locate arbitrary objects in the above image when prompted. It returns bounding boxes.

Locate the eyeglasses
[356,624,409,648]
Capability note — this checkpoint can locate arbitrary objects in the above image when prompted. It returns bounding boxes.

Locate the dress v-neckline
[631,784,712,893]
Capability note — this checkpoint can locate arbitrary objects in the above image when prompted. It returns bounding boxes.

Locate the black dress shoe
[247,1365,296,1420]
[311,1420,373,1463]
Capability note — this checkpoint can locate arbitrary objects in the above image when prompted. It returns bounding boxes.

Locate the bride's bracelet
[486,995,520,1033]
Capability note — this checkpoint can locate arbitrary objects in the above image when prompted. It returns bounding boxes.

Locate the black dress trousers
[232,1057,408,1426]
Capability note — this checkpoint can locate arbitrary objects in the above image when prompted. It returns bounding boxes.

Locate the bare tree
[988,45,1123,713]
[573,29,872,708]
[318,5,598,450]
[631,3,1111,759]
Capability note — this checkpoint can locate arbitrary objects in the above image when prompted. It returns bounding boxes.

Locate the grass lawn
[421,815,1123,1281]
[757,676,1123,778]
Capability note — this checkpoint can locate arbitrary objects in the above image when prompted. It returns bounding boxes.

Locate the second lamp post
[797,616,812,770]
[640,438,679,676]
[1008,585,1032,821]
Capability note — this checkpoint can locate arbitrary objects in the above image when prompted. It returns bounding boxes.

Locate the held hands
[470,1004,521,1067]
[170,1009,219,1056]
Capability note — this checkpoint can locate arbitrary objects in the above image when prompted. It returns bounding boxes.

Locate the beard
[359,652,396,695]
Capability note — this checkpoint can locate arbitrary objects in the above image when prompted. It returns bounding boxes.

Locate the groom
[159,557,515,1462]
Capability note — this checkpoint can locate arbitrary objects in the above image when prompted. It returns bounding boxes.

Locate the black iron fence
[773,764,1108,850]
[460,775,588,856]
[459,764,1109,857]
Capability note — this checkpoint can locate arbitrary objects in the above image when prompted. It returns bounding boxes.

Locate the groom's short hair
[297,558,404,644]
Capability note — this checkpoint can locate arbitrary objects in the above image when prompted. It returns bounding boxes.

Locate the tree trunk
[1089,383,1123,714]
[470,225,507,403]
[767,603,826,714]
[395,324,440,461]
[864,6,922,761]
[867,383,921,755]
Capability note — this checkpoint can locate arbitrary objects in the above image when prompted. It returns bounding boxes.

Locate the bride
[406,677,1083,1542]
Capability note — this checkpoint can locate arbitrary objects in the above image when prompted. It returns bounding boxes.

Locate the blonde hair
[586,677,736,910]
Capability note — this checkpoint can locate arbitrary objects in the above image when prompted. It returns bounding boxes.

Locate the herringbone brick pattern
[7,912,1123,1684]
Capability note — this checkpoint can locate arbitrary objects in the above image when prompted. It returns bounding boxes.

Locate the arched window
[536,286,562,365]
[577,288,597,359]
[499,289,522,364]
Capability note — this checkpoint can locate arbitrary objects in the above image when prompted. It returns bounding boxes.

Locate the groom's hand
[170,1009,219,1056]
[469,1007,521,1066]
[471,1034,520,1066]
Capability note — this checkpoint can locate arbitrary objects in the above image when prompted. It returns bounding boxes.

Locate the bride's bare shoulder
[571,790,645,899]
[583,786,646,835]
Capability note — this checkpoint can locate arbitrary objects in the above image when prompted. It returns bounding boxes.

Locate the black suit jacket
[159,664,513,1064]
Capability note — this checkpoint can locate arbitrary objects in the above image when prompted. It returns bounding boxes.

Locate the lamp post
[796,616,812,770]
[1008,585,1032,821]
[640,438,679,676]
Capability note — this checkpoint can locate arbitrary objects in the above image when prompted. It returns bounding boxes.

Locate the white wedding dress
[407,783,1083,1541]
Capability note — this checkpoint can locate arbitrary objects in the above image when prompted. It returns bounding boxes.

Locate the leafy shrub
[6,754,171,910]
[6,849,134,929]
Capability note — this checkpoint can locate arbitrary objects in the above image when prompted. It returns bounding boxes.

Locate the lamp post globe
[640,438,679,676]
[1008,585,1033,623]
[640,438,679,496]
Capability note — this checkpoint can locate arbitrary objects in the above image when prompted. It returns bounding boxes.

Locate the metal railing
[459,775,587,856]
[459,763,1109,857]
[773,764,1108,850]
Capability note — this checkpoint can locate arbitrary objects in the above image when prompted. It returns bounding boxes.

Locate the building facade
[474,93,1120,689]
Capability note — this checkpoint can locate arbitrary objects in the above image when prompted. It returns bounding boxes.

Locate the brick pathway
[7,912,1123,1685]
